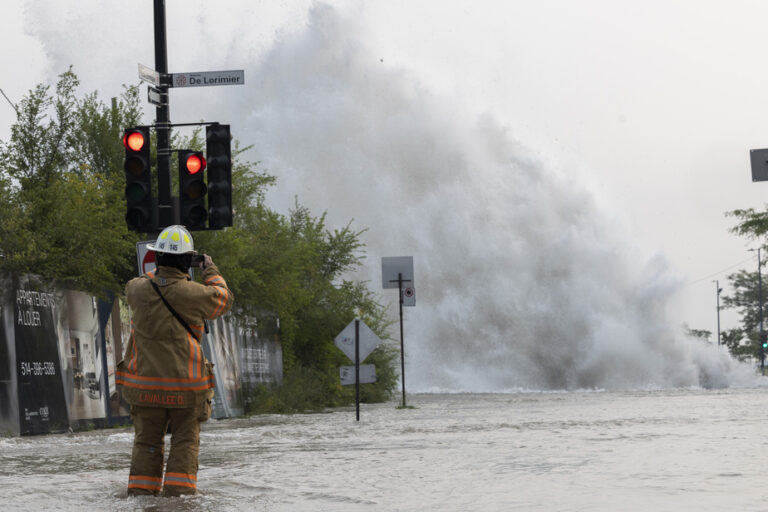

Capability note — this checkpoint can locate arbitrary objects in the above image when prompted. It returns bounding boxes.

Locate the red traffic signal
[183,153,206,175]
[179,150,208,229]
[123,130,146,152]
[123,127,153,232]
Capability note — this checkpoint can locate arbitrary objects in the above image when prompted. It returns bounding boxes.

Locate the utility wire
[0,88,19,115]
[686,256,756,286]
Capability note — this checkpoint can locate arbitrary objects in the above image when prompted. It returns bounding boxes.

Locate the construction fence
[0,274,282,436]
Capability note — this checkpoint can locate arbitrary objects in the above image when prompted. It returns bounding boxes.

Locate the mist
[232,4,758,391]
[22,1,759,391]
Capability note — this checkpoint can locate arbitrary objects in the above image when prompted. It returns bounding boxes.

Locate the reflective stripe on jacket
[117,264,234,407]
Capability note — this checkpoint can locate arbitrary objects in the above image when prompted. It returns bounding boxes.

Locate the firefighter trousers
[127,401,210,497]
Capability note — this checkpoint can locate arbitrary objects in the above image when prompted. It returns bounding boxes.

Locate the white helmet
[147,225,196,255]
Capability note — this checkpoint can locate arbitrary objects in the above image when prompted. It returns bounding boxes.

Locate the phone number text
[19,361,56,376]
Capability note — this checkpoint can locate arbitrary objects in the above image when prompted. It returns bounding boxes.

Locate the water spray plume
[241,4,760,391]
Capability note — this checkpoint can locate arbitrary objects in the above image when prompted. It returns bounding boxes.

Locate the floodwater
[2,389,768,511]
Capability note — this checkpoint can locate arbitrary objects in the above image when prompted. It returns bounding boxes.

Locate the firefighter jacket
[117,264,234,408]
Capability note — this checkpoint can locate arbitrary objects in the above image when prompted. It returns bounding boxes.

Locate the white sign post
[335,318,381,421]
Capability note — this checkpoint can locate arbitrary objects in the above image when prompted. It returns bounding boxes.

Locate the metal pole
[153,0,173,227]
[714,280,722,346]
[399,272,406,408]
[355,318,360,422]
[757,247,765,374]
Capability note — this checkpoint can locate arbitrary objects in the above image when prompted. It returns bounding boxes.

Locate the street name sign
[170,70,245,88]
[334,319,381,363]
[340,364,377,385]
[138,63,160,87]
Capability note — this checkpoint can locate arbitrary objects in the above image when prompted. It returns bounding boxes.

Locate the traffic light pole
[154,0,173,228]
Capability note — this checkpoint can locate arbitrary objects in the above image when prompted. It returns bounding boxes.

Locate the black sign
[14,276,68,434]
[751,148,768,182]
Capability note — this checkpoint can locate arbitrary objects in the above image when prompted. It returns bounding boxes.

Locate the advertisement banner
[60,291,107,423]
[14,275,68,434]
[204,317,243,418]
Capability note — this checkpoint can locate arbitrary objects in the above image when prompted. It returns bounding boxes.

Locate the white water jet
[238,4,757,391]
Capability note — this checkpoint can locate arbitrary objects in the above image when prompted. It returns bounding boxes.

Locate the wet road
[2,389,767,511]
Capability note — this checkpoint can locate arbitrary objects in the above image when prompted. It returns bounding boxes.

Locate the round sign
[404,287,414,297]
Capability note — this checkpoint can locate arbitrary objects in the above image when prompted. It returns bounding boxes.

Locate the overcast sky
[4,0,768,343]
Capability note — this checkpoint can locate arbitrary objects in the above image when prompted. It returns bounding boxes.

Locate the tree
[0,68,142,294]
[722,207,768,361]
[684,326,712,343]
[721,328,749,361]
[728,207,768,240]
[720,269,767,362]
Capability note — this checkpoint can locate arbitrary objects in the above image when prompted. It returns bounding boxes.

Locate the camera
[191,254,206,267]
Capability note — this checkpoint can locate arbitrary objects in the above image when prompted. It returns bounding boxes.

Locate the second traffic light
[206,124,233,229]
[123,127,153,232]
[178,150,208,229]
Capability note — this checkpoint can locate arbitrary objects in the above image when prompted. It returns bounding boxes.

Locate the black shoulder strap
[150,280,200,343]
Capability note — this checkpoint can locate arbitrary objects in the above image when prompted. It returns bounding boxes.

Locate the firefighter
[117,225,234,497]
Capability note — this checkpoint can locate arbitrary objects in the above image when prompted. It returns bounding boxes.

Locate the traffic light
[178,150,208,229]
[123,127,153,232]
[206,124,233,229]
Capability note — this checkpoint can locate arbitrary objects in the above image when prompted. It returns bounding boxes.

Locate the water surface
[1,390,766,511]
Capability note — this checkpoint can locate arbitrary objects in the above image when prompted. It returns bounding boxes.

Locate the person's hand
[202,254,213,269]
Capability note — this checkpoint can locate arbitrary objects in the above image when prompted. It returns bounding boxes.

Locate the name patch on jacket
[139,392,185,406]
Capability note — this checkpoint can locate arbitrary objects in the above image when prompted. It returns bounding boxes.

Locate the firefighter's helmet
[147,225,196,254]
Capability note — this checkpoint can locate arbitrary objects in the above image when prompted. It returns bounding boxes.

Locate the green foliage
[722,207,768,362]
[720,268,767,361]
[721,327,751,361]
[246,367,334,414]
[0,68,142,294]
[684,326,712,343]
[245,344,399,414]
[727,208,768,240]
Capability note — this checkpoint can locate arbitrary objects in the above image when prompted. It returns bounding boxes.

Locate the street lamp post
[750,248,765,371]
[713,280,722,346]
